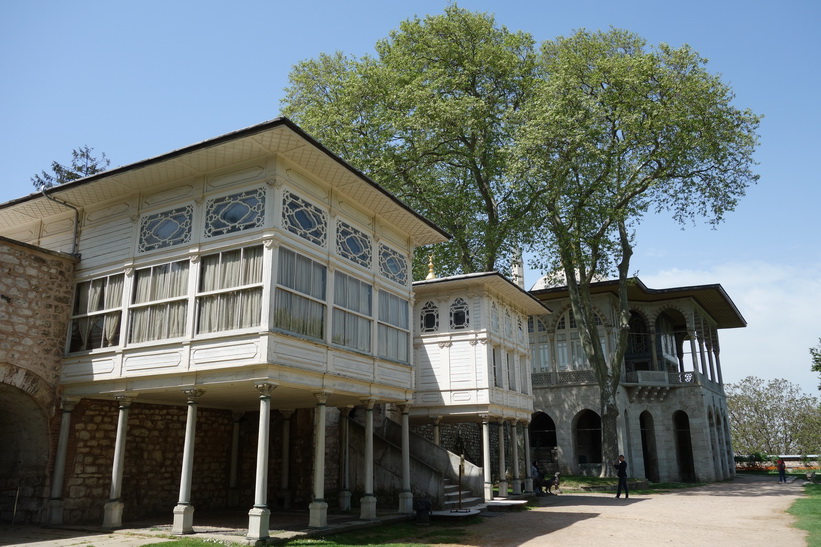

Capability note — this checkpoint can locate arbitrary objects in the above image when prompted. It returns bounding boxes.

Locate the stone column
[338,407,352,512]
[173,389,204,535]
[103,395,132,529]
[277,409,294,509]
[510,420,521,495]
[228,412,243,507]
[247,382,276,542]
[47,398,77,525]
[481,415,493,501]
[360,398,378,520]
[497,420,508,497]
[309,392,330,528]
[433,416,442,446]
[398,403,413,514]
[523,420,534,493]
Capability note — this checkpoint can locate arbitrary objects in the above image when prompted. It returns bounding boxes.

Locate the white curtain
[130,262,188,342]
[198,246,263,334]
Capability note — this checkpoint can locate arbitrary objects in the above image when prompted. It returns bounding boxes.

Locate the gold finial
[425,254,436,280]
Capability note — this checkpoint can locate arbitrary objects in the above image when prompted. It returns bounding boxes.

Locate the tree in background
[282,6,541,277]
[510,28,760,473]
[726,376,821,456]
[811,339,821,390]
[31,145,110,189]
[282,9,761,476]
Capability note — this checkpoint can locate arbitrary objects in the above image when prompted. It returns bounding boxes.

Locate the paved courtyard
[0,474,808,546]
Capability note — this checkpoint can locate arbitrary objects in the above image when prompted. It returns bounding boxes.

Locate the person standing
[777,458,787,483]
[531,460,543,495]
[614,455,629,499]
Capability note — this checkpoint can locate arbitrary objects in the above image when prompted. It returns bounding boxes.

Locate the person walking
[614,455,629,499]
[776,458,787,483]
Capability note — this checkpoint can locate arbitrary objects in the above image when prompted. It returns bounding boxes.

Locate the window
[493,346,504,388]
[282,191,327,247]
[336,220,371,268]
[274,247,326,339]
[450,297,469,330]
[507,352,515,391]
[378,244,407,285]
[204,188,265,238]
[555,309,605,370]
[138,206,192,253]
[505,310,513,337]
[528,316,550,373]
[420,301,438,332]
[491,303,500,332]
[332,271,372,352]
[69,274,124,352]
[378,291,409,362]
[130,260,189,343]
[197,246,263,334]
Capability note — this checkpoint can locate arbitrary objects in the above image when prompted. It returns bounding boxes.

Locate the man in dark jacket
[614,455,629,498]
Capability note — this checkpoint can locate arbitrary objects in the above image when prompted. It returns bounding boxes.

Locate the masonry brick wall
[61,399,323,524]
[0,237,76,523]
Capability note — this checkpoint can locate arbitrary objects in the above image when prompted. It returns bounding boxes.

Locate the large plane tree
[281,9,761,475]
[512,28,760,473]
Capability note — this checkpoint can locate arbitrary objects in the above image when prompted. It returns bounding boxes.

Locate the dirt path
[450,474,807,546]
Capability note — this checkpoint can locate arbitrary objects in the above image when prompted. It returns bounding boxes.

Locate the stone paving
[0,475,810,546]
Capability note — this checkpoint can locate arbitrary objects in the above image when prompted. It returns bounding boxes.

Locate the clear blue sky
[2,0,819,392]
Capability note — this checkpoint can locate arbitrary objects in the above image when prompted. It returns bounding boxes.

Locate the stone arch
[639,410,659,482]
[530,411,557,467]
[573,409,602,466]
[0,373,54,512]
[673,410,696,482]
[0,362,59,414]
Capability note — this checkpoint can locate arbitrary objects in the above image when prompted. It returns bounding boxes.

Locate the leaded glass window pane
[337,220,371,268]
[378,244,407,285]
[282,190,327,247]
[420,301,438,333]
[450,298,469,330]
[138,206,192,252]
[204,188,265,238]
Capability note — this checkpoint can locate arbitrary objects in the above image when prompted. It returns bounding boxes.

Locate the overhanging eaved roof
[531,277,746,329]
[414,271,552,316]
[0,118,450,247]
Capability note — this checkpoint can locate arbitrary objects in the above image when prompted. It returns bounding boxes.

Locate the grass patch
[788,483,821,547]
[144,539,245,547]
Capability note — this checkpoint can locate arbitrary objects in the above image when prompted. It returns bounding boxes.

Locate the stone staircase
[442,477,483,511]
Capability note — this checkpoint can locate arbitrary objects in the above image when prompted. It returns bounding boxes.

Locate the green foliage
[282,9,761,473]
[787,483,821,546]
[726,376,821,455]
[282,5,540,277]
[31,145,110,189]
[811,338,821,390]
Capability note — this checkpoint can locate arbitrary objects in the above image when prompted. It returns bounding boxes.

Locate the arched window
[420,301,438,333]
[555,309,604,371]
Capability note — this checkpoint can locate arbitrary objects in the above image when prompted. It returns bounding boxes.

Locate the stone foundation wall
[61,400,321,524]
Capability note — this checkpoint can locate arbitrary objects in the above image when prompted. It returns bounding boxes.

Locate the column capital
[61,397,79,412]
[113,394,134,407]
[279,409,295,419]
[398,401,412,414]
[254,382,277,397]
[314,391,332,405]
[359,397,377,409]
[182,388,205,401]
